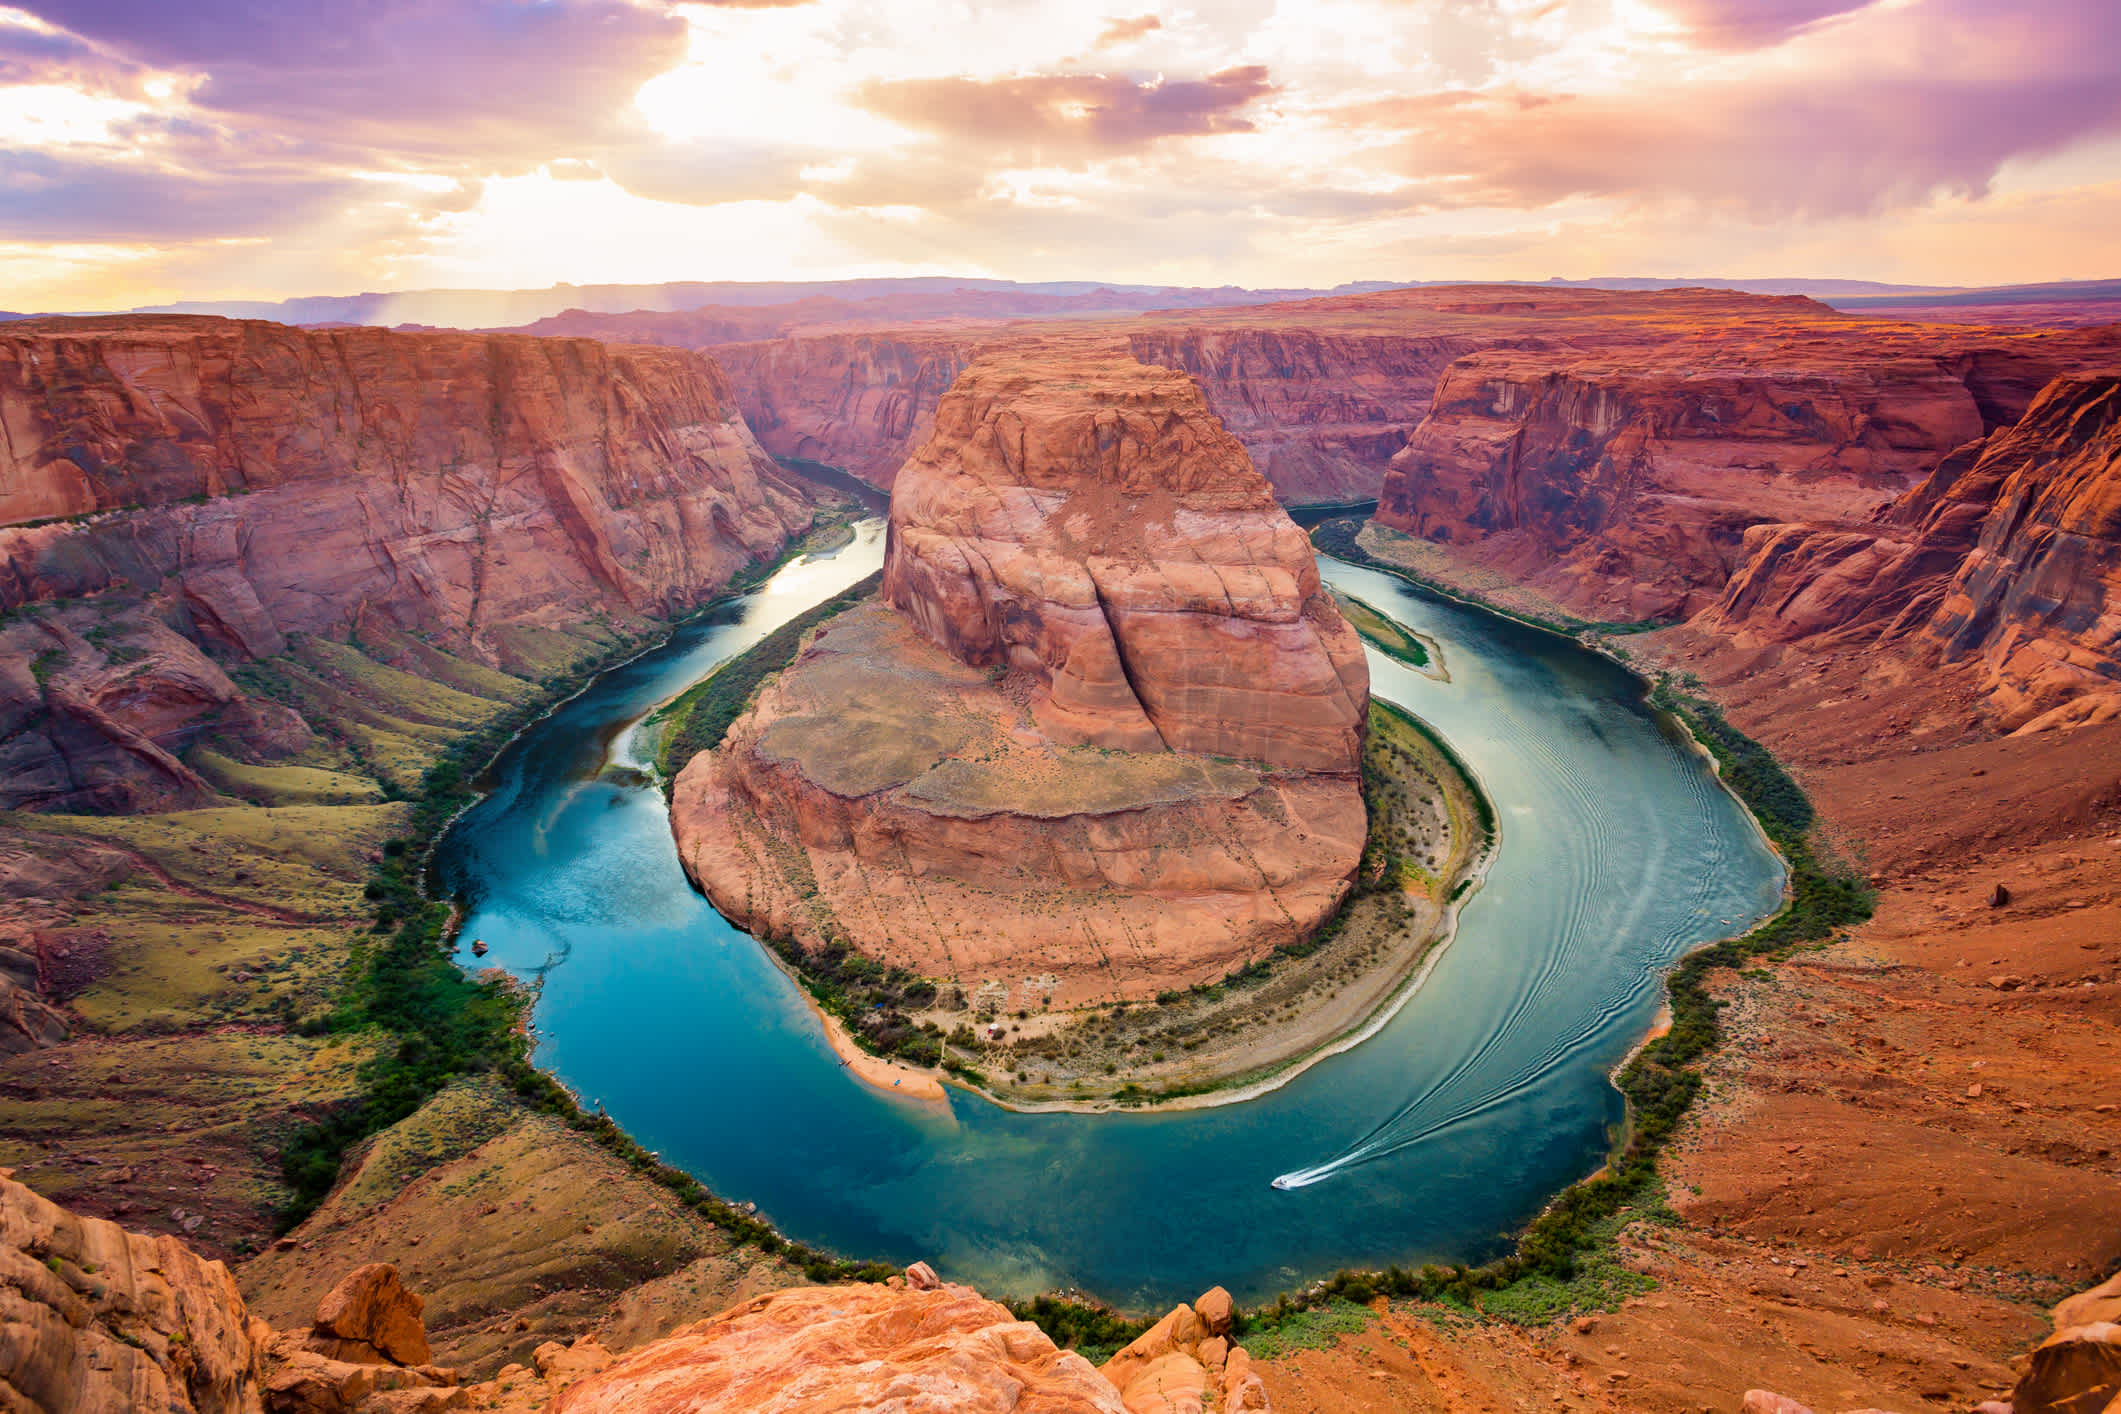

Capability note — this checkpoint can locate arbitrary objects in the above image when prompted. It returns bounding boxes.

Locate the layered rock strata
[0,317,812,810]
[1698,373,2121,730]
[714,332,992,489]
[1126,327,1496,504]
[672,355,1368,1004]
[1370,321,2121,622]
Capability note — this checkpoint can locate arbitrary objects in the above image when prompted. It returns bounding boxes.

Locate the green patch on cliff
[190,749,385,807]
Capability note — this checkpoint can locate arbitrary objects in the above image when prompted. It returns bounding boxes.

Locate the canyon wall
[713,332,994,489]
[1372,328,2121,621]
[1126,327,1493,504]
[0,317,813,810]
[672,354,1368,1004]
[1700,372,2121,730]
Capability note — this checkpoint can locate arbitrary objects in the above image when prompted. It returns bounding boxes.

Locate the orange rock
[0,1173,271,1413]
[305,1263,432,1367]
[2057,1273,2121,1331]
[882,354,1367,771]
[1193,1286,1235,1337]
[2013,1323,2121,1414]
[1103,1303,1209,1396]
[1118,1351,1212,1414]
[673,356,1367,1001]
[552,1283,1128,1413]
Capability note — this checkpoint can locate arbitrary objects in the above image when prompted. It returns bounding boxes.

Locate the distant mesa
[670,353,1370,1007]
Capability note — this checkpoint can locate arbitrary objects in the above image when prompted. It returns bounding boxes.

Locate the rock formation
[0,316,813,810]
[714,332,992,489]
[1126,327,1494,504]
[1698,373,2121,729]
[0,1167,1274,1414]
[1369,316,2121,622]
[0,1169,273,1413]
[547,1282,1131,1414]
[672,354,1368,1005]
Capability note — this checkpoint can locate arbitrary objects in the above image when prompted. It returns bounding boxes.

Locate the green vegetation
[767,935,945,1066]
[1334,590,1431,667]
[1005,1295,1152,1365]
[655,570,882,783]
[1234,1299,1376,1360]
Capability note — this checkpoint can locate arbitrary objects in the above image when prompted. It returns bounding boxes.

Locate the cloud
[1094,14,1161,49]
[1651,0,1878,51]
[0,145,468,242]
[857,65,1274,165]
[16,0,686,169]
[1352,0,2121,220]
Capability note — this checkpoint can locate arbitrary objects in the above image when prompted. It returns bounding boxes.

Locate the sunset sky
[2,0,2118,310]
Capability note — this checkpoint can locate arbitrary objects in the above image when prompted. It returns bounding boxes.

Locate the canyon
[669,353,1372,1014]
[0,285,2118,1414]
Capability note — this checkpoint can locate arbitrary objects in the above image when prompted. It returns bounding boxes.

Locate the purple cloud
[1349,0,2121,220]
[1655,0,1879,50]
[858,66,1275,165]
[15,1,686,168]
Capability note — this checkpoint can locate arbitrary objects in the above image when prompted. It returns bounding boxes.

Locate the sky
[1,0,2118,310]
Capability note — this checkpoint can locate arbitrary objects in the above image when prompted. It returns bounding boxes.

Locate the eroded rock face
[1374,347,1991,620]
[550,1283,1129,1414]
[1127,327,1494,504]
[883,355,1367,772]
[0,316,812,810]
[715,332,991,489]
[1698,374,2121,730]
[0,1171,273,1414]
[0,317,810,640]
[672,356,1367,1003]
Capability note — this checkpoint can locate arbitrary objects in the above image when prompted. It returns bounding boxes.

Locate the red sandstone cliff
[1125,327,1497,504]
[713,332,995,489]
[1699,372,2121,731]
[0,317,814,810]
[1371,327,2121,621]
[671,354,1368,1004]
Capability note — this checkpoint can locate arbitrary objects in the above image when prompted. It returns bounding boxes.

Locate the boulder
[1118,1351,1212,1414]
[0,1173,271,1414]
[1195,1286,1234,1337]
[2013,1323,2121,1414]
[305,1263,432,1368]
[1102,1304,1210,1398]
[2057,1274,2121,1332]
[1744,1392,1817,1414]
[906,1261,941,1291]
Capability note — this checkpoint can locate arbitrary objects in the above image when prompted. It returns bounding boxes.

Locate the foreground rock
[545,1281,1130,1414]
[673,355,1368,1007]
[0,1170,272,1413]
[0,316,813,811]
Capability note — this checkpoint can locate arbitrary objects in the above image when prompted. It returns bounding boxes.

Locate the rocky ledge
[670,354,1368,1009]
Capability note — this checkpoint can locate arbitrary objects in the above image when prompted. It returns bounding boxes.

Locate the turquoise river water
[434,515,1785,1311]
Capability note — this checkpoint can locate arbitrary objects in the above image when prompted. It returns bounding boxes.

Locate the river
[434,515,1785,1312]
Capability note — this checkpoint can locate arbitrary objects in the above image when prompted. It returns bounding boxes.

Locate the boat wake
[1271,685,1737,1193]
